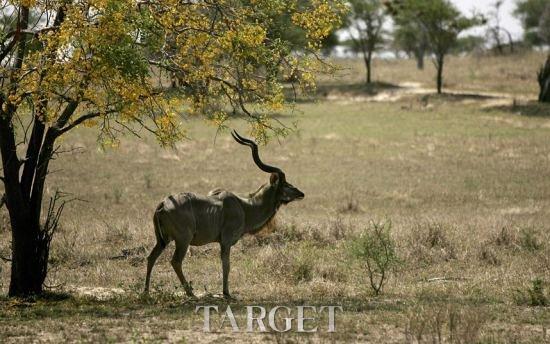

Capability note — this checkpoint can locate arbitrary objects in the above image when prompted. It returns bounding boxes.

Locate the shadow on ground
[283,81,401,103]
[0,291,404,318]
[484,101,550,117]
[316,81,401,97]
[0,287,507,322]
[426,92,499,102]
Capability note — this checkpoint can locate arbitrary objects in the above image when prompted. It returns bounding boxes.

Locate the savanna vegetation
[1,51,549,342]
[1,0,550,342]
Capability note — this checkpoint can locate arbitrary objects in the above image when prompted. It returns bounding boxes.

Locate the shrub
[293,258,314,284]
[144,174,153,189]
[425,223,451,249]
[50,228,91,268]
[514,278,548,307]
[408,222,457,265]
[113,188,123,204]
[493,226,518,248]
[338,190,361,214]
[292,243,318,284]
[479,245,500,266]
[351,219,400,296]
[405,304,488,344]
[519,227,543,252]
[328,216,350,241]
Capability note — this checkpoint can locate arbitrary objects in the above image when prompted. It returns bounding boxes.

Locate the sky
[452,0,524,39]
[337,0,526,53]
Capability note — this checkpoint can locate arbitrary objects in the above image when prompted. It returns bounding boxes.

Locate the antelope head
[231,130,304,205]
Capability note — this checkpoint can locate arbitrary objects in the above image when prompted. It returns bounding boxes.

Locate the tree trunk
[365,52,372,84]
[9,215,48,296]
[8,138,55,297]
[0,124,50,296]
[538,55,550,103]
[505,30,514,54]
[415,48,425,70]
[494,33,503,55]
[436,55,444,94]
[0,112,55,297]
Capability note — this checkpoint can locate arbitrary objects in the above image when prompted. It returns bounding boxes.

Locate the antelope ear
[270,173,279,185]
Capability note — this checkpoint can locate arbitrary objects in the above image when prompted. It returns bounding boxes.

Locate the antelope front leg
[171,240,195,298]
[220,244,231,298]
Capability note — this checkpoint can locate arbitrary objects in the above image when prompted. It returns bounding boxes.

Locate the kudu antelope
[144,131,304,298]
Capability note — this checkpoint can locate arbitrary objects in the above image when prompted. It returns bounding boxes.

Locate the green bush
[514,278,549,306]
[351,219,400,296]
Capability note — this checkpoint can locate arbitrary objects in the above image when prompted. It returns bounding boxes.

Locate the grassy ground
[322,51,544,97]
[1,52,550,343]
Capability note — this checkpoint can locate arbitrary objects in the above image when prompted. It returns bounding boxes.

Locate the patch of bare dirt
[324,81,535,108]
[67,286,126,300]
[500,205,541,216]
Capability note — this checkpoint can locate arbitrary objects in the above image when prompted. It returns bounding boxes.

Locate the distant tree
[514,0,550,46]
[539,5,550,46]
[515,1,550,101]
[538,55,550,102]
[320,31,341,56]
[391,18,429,69]
[346,0,387,84]
[487,0,514,54]
[387,0,482,94]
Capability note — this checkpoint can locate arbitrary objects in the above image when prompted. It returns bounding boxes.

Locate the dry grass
[1,53,550,342]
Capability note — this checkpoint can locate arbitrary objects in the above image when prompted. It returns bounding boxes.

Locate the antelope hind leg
[144,242,166,293]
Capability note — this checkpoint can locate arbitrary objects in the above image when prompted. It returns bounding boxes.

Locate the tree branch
[55,111,106,137]
[53,101,80,130]
[0,113,26,211]
[21,114,46,199]
[29,129,57,219]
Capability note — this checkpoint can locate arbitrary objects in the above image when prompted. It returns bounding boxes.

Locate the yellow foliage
[1,0,345,145]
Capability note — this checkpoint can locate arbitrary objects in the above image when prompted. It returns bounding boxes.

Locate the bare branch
[114,120,142,139]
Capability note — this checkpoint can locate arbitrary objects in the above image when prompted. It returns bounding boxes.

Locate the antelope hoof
[141,289,154,301]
